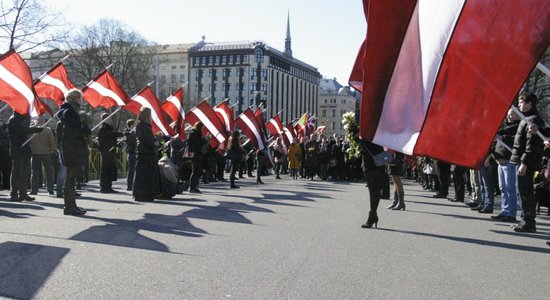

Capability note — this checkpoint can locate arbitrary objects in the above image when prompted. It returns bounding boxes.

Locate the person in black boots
[58,89,90,215]
[360,140,385,229]
[188,121,205,193]
[98,113,123,193]
[133,107,161,202]
[226,130,244,189]
[256,148,266,184]
[7,111,43,201]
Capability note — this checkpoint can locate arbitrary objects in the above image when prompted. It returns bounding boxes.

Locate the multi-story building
[318,78,358,138]
[187,18,321,124]
[153,43,195,101]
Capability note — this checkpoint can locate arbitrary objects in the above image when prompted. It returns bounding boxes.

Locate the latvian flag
[235,108,265,150]
[34,62,76,106]
[0,50,43,117]
[214,100,235,133]
[125,86,175,137]
[186,101,228,147]
[282,122,297,147]
[266,114,284,138]
[162,87,186,140]
[82,70,131,109]
[351,0,550,168]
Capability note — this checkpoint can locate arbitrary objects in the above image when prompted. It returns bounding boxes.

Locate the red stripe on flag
[414,0,550,168]
[34,62,75,106]
[82,70,131,109]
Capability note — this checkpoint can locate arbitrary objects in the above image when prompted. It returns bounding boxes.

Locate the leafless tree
[0,0,69,52]
[523,47,550,125]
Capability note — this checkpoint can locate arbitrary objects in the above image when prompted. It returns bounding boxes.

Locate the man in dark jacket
[98,113,123,193]
[7,111,43,201]
[0,122,11,190]
[510,93,544,232]
[59,89,90,215]
[187,121,205,193]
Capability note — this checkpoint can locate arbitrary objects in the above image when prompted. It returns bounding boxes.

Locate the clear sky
[42,0,366,86]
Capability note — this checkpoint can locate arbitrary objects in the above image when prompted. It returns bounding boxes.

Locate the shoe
[219,178,227,182]
[478,208,493,214]
[276,175,281,179]
[29,192,37,195]
[75,192,81,197]
[10,196,21,202]
[386,203,397,209]
[471,206,483,211]
[108,189,119,193]
[20,195,35,201]
[75,206,87,213]
[56,193,64,198]
[511,222,536,233]
[546,241,550,247]
[491,213,506,220]
[448,197,464,203]
[49,191,55,195]
[433,193,447,199]
[500,216,517,222]
[100,189,111,193]
[189,188,202,194]
[361,211,379,229]
[230,185,240,189]
[466,201,479,207]
[63,208,86,216]
[257,180,264,184]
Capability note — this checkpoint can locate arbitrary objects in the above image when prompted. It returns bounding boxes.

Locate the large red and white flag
[34,62,76,106]
[214,100,235,133]
[162,87,186,140]
[82,70,131,109]
[0,50,42,117]
[282,122,297,147]
[265,114,284,138]
[125,86,175,137]
[235,108,265,150]
[350,0,550,168]
[186,101,228,147]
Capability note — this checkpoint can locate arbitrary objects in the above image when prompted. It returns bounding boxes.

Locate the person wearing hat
[58,88,90,215]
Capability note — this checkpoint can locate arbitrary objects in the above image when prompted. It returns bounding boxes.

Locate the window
[237,83,244,91]
[209,83,217,91]
[331,110,336,117]
[224,83,232,91]
[179,74,185,83]
[260,83,267,92]
[196,83,203,92]
[341,110,346,116]
[321,110,326,117]
[260,69,267,79]
[222,56,227,64]
[213,56,218,65]
[171,65,176,70]
[332,122,336,129]
[255,48,264,63]
[209,69,217,78]
[160,75,166,84]
[341,99,346,104]
[180,65,185,69]
[223,68,232,77]
[195,69,203,79]
[243,55,248,63]
[235,55,241,64]
[228,55,233,64]
[171,74,176,83]
[324,99,328,104]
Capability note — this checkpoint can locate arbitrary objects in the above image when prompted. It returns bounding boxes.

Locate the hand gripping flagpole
[21,111,60,147]
[511,106,547,141]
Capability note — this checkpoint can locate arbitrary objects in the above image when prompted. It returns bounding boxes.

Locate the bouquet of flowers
[342,112,362,159]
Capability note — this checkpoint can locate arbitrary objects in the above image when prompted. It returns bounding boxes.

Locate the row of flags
[0,49,324,153]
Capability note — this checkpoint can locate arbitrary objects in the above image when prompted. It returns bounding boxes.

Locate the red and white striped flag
[125,86,175,137]
[214,100,234,133]
[162,87,186,140]
[266,114,284,138]
[82,70,131,109]
[34,62,76,106]
[350,0,550,168]
[235,108,265,150]
[186,101,228,147]
[0,50,43,117]
[282,122,297,147]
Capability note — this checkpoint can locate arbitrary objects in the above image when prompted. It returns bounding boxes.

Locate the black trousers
[438,161,451,196]
[452,166,467,201]
[518,168,537,226]
[64,165,81,208]
[10,155,31,198]
[0,151,11,189]
[190,158,202,190]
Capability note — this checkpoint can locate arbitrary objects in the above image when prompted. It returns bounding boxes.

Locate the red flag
[351,0,550,168]
[186,101,228,147]
[0,50,42,117]
[235,108,265,150]
[214,100,234,133]
[34,62,76,106]
[315,125,326,135]
[125,86,175,137]
[82,70,131,109]
[162,88,186,140]
[266,114,284,138]
[281,122,297,148]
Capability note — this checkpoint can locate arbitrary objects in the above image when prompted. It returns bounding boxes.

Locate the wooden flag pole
[511,106,547,141]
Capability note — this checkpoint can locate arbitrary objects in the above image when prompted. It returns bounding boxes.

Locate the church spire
[284,12,292,57]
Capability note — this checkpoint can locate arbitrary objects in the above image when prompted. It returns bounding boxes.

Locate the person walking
[133,107,161,202]
[287,138,302,180]
[58,89,90,215]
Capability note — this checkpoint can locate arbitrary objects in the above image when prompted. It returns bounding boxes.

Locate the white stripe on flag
[39,74,70,96]
[192,108,226,144]
[167,95,185,119]
[88,81,126,106]
[214,107,231,132]
[283,128,294,144]
[241,114,264,150]
[269,119,282,134]
[132,95,170,136]
[373,0,465,153]
[0,65,37,117]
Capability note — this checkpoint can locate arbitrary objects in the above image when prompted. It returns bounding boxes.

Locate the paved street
[1,175,549,299]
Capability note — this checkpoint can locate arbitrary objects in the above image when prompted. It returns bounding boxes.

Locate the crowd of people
[1,90,549,247]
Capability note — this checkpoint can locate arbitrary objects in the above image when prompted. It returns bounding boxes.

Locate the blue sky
[42,0,366,85]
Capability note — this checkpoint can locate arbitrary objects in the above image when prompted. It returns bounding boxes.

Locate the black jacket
[8,112,42,157]
[188,129,205,159]
[510,108,544,169]
[492,120,520,161]
[98,123,122,153]
[136,121,156,155]
[58,102,91,167]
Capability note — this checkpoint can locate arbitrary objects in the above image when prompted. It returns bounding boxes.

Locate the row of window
[324,98,347,104]
[155,74,185,84]
[195,68,269,80]
[321,109,348,117]
[160,65,186,70]
[194,83,268,92]
[192,54,251,67]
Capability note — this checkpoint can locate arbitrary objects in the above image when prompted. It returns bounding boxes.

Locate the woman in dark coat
[227,130,244,189]
[133,107,161,202]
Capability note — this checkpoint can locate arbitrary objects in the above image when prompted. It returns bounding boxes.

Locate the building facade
[153,43,194,101]
[318,78,358,138]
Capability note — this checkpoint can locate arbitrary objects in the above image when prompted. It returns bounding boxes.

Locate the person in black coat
[124,119,137,191]
[227,130,245,188]
[187,121,205,193]
[7,111,43,201]
[133,107,161,202]
[0,122,11,190]
[98,113,123,193]
[58,89,90,215]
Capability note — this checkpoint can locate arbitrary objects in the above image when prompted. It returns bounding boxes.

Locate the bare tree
[523,47,550,125]
[0,0,69,52]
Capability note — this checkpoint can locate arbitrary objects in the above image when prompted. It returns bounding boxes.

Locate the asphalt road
[1,175,549,299]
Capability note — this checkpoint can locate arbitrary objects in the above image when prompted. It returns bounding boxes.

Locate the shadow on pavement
[0,241,69,299]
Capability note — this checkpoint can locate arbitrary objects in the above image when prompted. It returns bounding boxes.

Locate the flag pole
[511,106,547,141]
[0,104,10,114]
[60,54,71,63]
[536,63,550,77]
[495,137,513,153]
[91,106,123,132]
[21,111,60,147]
